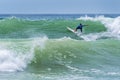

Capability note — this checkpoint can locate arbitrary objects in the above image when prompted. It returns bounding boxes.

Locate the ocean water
[0,14,120,80]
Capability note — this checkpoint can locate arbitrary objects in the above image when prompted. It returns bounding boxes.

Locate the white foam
[0,49,27,72]
[77,15,120,41]
[32,36,48,50]
[0,36,48,72]
[57,36,72,41]
[81,33,100,41]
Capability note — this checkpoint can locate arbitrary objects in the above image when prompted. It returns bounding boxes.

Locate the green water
[0,15,120,80]
[0,18,106,38]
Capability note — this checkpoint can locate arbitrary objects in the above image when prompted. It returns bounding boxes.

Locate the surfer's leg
[80,28,82,32]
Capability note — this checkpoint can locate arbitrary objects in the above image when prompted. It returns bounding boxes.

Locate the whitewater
[0,14,120,80]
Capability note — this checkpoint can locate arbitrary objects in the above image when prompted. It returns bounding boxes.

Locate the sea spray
[32,36,48,50]
[77,15,120,41]
[0,36,48,72]
[0,48,27,72]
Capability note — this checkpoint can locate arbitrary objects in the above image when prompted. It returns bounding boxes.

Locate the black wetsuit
[76,24,83,32]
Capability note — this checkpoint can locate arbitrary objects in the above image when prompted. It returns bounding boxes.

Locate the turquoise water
[0,14,120,80]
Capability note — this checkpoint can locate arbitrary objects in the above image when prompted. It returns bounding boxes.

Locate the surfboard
[67,27,77,34]
[67,27,82,36]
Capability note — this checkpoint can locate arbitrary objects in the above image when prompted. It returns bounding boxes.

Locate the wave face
[0,15,107,39]
[77,15,120,41]
[0,38,120,80]
[0,14,120,80]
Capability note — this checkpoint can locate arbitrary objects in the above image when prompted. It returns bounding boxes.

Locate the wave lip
[76,15,120,40]
[0,36,48,72]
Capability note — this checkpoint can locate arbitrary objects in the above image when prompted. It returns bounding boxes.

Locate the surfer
[74,23,88,33]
